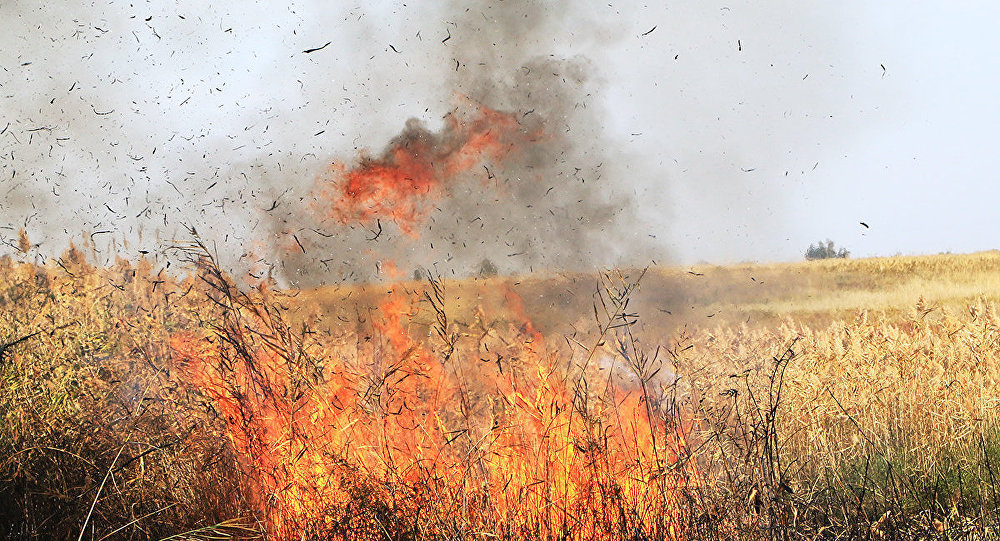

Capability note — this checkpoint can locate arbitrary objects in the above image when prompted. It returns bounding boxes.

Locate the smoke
[1,1,868,280]
[276,1,655,284]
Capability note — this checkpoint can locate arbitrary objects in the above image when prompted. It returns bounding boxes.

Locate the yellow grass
[3,248,1000,538]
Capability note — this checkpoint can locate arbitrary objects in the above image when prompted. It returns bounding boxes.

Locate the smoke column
[1,1,864,282]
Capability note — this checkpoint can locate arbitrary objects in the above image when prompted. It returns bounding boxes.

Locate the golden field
[3,244,1000,539]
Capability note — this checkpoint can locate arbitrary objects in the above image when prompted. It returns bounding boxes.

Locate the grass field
[291,250,1000,333]
[2,244,1000,539]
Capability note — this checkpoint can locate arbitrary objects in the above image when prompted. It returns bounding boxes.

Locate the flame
[379,259,402,280]
[171,330,358,535]
[313,102,537,236]
[172,284,697,539]
[502,285,544,354]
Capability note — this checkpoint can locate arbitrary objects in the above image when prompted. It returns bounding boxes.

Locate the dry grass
[0,250,255,539]
[2,247,1000,539]
[673,303,1000,538]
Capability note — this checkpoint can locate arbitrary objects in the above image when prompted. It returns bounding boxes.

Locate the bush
[806,239,849,260]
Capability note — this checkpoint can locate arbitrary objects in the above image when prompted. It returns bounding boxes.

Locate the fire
[378,259,401,280]
[313,102,538,236]
[171,278,697,539]
[170,98,694,535]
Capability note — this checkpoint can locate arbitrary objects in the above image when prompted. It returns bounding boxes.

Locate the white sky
[1,1,997,270]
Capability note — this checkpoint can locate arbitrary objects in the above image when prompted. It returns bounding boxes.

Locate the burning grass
[169,244,695,539]
[2,246,1000,539]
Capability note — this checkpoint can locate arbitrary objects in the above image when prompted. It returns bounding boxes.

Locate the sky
[1,1,997,281]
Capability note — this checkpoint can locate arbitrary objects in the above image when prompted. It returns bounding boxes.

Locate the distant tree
[477,258,498,277]
[412,267,426,281]
[805,239,849,260]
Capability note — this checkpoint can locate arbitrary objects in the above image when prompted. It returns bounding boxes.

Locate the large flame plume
[170,251,697,539]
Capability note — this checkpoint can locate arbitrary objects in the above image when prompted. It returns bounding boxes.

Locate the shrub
[806,239,849,260]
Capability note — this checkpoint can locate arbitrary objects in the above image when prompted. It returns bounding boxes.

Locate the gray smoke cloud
[1,1,865,281]
[274,1,652,284]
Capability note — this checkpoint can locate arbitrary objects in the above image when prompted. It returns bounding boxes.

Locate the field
[3,242,1000,540]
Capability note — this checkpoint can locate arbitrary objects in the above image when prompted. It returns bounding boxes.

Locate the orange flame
[313,103,537,236]
[379,259,402,280]
[172,286,696,539]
